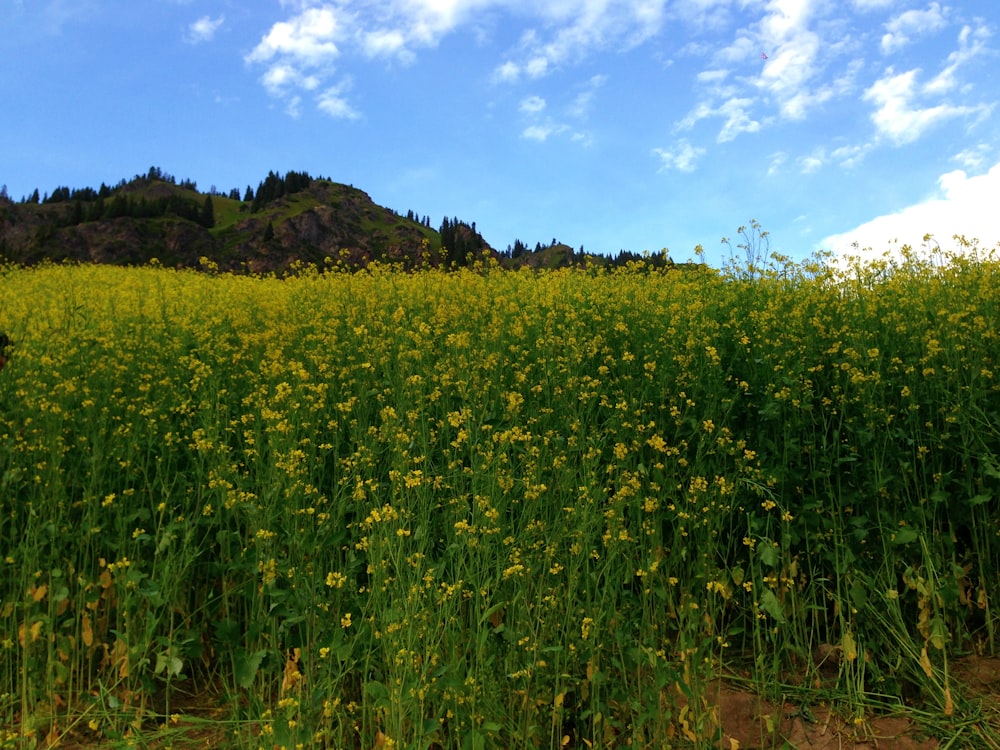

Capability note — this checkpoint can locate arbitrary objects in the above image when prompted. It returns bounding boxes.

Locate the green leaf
[156,652,184,678]
[892,526,919,545]
[730,566,745,587]
[760,589,786,623]
[969,493,992,507]
[930,616,948,650]
[363,680,389,704]
[849,580,869,610]
[235,649,267,689]
[758,543,779,568]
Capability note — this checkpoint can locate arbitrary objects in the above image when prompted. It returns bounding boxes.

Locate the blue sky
[2,1,998,266]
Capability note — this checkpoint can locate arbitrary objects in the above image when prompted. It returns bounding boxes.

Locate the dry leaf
[281,648,302,695]
[919,645,933,678]
[81,614,94,648]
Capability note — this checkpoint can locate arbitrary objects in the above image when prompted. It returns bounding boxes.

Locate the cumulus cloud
[864,67,982,145]
[246,6,343,68]
[799,147,825,174]
[652,140,706,172]
[681,0,859,144]
[864,23,992,145]
[493,0,668,82]
[246,5,353,117]
[820,161,1000,260]
[880,2,947,54]
[246,1,668,117]
[186,15,224,44]
[678,96,761,143]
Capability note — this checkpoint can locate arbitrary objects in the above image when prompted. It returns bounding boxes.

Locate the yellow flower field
[1,248,999,748]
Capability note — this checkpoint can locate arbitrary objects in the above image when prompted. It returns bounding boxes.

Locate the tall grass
[1,247,998,748]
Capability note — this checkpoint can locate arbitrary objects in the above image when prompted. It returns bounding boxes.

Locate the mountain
[0,170,494,274]
[0,169,684,273]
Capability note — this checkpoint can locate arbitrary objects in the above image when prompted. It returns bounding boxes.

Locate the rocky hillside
[0,169,693,273]
[0,172,493,274]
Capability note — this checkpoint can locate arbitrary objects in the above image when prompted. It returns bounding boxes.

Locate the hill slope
[0,173,493,273]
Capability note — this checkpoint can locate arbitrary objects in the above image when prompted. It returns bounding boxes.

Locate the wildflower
[325,571,347,588]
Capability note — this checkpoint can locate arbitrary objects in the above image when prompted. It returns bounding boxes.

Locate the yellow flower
[325,571,347,588]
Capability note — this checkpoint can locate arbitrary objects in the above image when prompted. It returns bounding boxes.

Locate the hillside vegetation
[0,168,665,274]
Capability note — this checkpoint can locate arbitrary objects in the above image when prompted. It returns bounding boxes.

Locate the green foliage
[250,169,315,213]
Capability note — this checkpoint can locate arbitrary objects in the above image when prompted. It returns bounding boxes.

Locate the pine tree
[200,196,215,228]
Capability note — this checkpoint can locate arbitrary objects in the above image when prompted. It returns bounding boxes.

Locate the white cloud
[953,144,991,170]
[792,141,870,174]
[752,0,844,122]
[317,80,361,119]
[246,6,343,67]
[880,2,947,54]
[669,0,736,30]
[677,94,761,143]
[493,60,520,82]
[522,123,567,141]
[863,21,994,145]
[186,15,224,44]
[766,151,787,176]
[924,23,990,95]
[246,1,670,114]
[820,161,1000,260]
[493,0,668,82]
[684,0,859,142]
[569,74,608,117]
[361,28,411,60]
[259,63,321,96]
[863,67,981,145]
[799,147,825,173]
[247,5,356,116]
[519,95,546,115]
[830,142,870,169]
[516,72,605,143]
[653,140,706,172]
